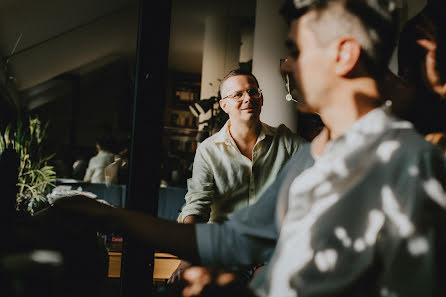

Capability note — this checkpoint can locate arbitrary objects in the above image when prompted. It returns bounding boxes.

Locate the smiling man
[179,69,305,225]
[173,69,305,283]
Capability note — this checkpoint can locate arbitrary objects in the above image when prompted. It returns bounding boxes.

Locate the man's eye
[247,89,258,96]
[234,92,243,98]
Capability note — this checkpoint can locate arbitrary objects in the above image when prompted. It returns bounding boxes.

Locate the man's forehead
[221,75,256,93]
[288,13,313,43]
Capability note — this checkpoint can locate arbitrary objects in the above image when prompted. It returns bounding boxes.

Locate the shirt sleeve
[180,145,215,222]
[83,160,94,182]
[279,124,307,156]
[195,174,283,266]
[195,148,313,266]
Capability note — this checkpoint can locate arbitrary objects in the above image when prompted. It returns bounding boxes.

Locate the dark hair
[95,136,113,151]
[219,69,260,99]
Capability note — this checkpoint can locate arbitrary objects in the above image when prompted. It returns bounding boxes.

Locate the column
[200,16,241,100]
[198,16,241,132]
[252,0,298,132]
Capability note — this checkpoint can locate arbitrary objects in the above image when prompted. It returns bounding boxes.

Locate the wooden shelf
[163,126,199,133]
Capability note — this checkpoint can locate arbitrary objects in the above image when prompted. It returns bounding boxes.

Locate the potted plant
[0,116,56,215]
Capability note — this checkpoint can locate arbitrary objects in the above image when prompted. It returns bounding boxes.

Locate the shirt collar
[213,120,274,145]
[324,104,412,156]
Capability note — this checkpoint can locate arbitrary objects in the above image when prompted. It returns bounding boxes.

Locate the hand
[183,215,206,224]
[168,260,192,284]
[181,266,238,297]
[34,195,116,234]
[417,39,446,99]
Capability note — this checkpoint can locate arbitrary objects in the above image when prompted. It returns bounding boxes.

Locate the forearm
[183,214,207,224]
[48,196,201,264]
[109,208,201,263]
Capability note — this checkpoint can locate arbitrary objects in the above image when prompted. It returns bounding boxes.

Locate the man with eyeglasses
[178,69,305,225]
[168,69,305,283]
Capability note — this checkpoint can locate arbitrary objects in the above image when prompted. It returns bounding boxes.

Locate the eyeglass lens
[232,89,261,101]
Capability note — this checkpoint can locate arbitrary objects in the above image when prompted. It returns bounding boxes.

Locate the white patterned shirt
[252,106,446,297]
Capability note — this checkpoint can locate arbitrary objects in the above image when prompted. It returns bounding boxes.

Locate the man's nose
[242,91,254,103]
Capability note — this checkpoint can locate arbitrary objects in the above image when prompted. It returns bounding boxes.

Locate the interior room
[0,0,437,296]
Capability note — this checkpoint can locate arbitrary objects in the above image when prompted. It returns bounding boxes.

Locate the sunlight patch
[382,186,414,237]
[354,239,366,252]
[315,249,338,272]
[390,121,412,129]
[408,165,419,176]
[380,287,398,297]
[364,210,385,245]
[407,236,429,256]
[334,227,352,248]
[31,250,63,266]
[376,141,400,163]
[423,179,446,208]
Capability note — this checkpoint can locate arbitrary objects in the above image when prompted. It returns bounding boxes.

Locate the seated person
[39,1,446,296]
[179,69,306,224]
[104,146,129,185]
[172,69,306,282]
[83,137,115,183]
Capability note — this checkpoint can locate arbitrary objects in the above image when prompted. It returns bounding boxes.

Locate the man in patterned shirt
[45,1,446,296]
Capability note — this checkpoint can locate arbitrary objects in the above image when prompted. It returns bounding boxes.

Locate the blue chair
[157,186,187,221]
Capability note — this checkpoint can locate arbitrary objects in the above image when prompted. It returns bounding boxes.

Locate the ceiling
[168,0,256,74]
[0,0,255,98]
[0,0,139,92]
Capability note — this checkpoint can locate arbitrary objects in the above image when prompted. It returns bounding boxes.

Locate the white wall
[252,0,298,132]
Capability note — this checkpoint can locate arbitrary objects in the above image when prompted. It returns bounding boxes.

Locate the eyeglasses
[221,88,262,102]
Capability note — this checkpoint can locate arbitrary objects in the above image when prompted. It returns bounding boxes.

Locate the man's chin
[241,108,261,116]
[295,100,316,114]
[240,113,260,122]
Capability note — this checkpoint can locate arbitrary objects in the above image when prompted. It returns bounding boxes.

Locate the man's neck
[228,119,261,160]
[312,79,381,156]
[229,119,261,140]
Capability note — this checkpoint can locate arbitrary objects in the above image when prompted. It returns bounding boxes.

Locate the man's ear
[334,38,361,76]
[219,100,229,113]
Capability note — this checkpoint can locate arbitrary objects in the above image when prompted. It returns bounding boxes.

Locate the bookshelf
[161,72,201,187]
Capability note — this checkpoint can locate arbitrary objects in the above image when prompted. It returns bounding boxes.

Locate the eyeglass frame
[220,88,263,102]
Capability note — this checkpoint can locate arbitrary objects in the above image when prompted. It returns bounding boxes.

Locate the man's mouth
[242,106,258,111]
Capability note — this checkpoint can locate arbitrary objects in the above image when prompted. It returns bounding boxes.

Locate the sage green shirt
[180,120,306,223]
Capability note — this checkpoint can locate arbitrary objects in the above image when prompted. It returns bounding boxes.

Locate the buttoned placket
[249,144,259,205]
[224,122,267,207]
[248,132,267,205]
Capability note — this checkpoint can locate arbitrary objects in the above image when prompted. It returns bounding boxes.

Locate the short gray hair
[219,69,260,99]
[281,0,399,81]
